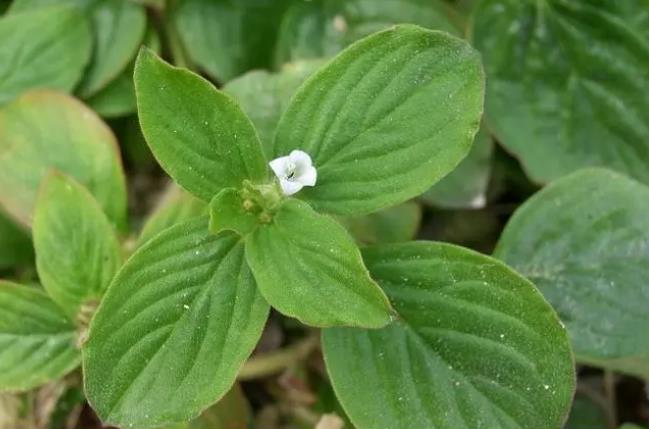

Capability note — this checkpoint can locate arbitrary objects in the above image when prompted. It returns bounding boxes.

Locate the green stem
[603,370,617,429]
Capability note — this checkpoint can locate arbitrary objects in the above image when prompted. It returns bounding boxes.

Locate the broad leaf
[172,0,291,82]
[88,25,161,118]
[245,199,393,328]
[33,173,122,319]
[323,242,575,429]
[339,202,421,246]
[224,60,324,157]
[134,48,268,201]
[0,5,91,105]
[472,0,649,185]
[494,168,649,377]
[0,281,80,391]
[275,0,461,65]
[0,210,33,270]
[10,0,147,98]
[138,185,208,247]
[274,24,484,216]
[422,126,493,209]
[83,218,269,428]
[77,0,147,97]
[0,90,127,230]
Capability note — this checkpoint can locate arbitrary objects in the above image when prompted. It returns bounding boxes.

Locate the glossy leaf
[33,174,122,319]
[0,281,80,391]
[83,218,269,428]
[0,5,91,105]
[323,242,575,429]
[138,186,208,247]
[245,199,393,328]
[134,48,268,201]
[472,0,649,184]
[274,25,484,216]
[224,60,324,157]
[339,202,421,246]
[275,0,461,65]
[0,90,127,229]
[173,0,291,82]
[494,169,649,376]
[422,126,493,209]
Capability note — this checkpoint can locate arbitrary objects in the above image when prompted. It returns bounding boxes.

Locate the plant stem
[238,334,319,380]
[603,370,618,429]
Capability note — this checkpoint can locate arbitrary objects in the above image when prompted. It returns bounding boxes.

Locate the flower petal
[289,150,312,168]
[297,166,317,187]
[279,179,303,196]
[269,156,290,178]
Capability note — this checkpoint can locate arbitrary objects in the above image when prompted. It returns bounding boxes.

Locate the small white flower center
[269,150,317,196]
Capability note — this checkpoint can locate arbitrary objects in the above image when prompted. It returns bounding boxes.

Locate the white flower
[269,150,317,196]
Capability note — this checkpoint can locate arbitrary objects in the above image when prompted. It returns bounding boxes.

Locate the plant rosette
[79,24,572,429]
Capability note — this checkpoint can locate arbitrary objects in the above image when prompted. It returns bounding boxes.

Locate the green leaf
[421,126,493,209]
[83,218,269,428]
[0,281,80,391]
[138,186,208,247]
[209,188,260,236]
[322,242,575,429]
[224,60,324,158]
[245,198,393,328]
[564,393,607,429]
[0,5,91,105]
[494,168,649,377]
[87,25,161,118]
[10,0,147,98]
[275,0,461,65]
[0,90,128,230]
[619,425,647,429]
[472,0,649,185]
[0,210,33,270]
[339,202,422,246]
[273,24,484,216]
[134,48,268,201]
[172,0,291,82]
[33,173,122,319]
[77,0,147,97]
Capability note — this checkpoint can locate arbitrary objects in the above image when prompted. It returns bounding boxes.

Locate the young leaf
[273,24,484,216]
[134,48,268,201]
[275,0,461,65]
[137,185,208,248]
[223,60,324,157]
[472,0,649,185]
[339,202,422,246]
[0,90,128,230]
[0,281,80,391]
[421,126,493,209]
[322,242,575,429]
[33,173,122,319]
[494,168,649,378]
[0,5,91,105]
[245,199,393,328]
[83,218,269,428]
[209,188,260,236]
[172,0,291,82]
